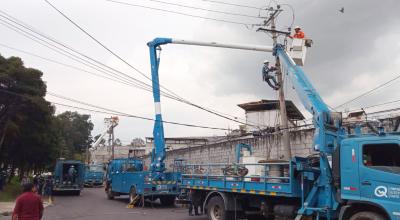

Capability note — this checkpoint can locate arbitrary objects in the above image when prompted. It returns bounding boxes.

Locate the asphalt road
[3,188,207,220]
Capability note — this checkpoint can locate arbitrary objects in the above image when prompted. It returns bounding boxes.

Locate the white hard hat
[294,26,301,30]
[263,59,269,64]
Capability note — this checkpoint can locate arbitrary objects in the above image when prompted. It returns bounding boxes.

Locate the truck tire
[160,196,176,206]
[206,196,233,220]
[129,187,139,205]
[349,211,385,220]
[106,187,114,200]
[75,190,81,196]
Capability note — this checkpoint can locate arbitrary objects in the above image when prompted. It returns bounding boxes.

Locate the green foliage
[0,176,22,202]
[0,54,93,176]
[55,111,93,160]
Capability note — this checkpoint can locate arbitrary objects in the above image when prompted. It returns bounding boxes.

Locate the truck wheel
[106,187,114,200]
[75,190,81,196]
[349,211,385,220]
[207,196,233,220]
[160,196,176,206]
[129,187,139,205]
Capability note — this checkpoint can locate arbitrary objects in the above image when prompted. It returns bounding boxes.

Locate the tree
[130,138,145,148]
[0,54,94,177]
[0,54,58,176]
[55,111,94,160]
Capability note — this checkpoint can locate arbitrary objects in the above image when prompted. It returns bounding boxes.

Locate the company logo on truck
[374,186,388,198]
[374,186,400,199]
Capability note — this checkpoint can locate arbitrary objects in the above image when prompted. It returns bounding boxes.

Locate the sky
[1,0,400,144]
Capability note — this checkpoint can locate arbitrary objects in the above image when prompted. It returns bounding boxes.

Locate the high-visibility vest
[293,31,305,39]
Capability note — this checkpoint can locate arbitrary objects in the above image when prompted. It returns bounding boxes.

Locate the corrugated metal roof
[238,99,304,120]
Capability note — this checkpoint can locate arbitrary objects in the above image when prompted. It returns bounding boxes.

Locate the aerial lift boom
[148,38,273,180]
[149,38,341,217]
[275,44,342,218]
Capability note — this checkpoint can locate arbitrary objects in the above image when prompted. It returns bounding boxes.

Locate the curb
[0,211,12,216]
[0,203,50,216]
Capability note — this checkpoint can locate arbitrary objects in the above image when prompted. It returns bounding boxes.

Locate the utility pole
[105,116,119,161]
[260,6,292,161]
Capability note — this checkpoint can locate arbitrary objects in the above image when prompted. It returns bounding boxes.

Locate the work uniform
[13,192,44,220]
[68,167,77,183]
[188,190,202,216]
[293,31,305,39]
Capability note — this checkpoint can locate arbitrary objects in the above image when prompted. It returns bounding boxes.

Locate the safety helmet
[294,26,301,30]
[263,59,269,64]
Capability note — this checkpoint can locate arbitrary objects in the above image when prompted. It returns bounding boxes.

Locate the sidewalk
[0,201,50,216]
[0,202,14,216]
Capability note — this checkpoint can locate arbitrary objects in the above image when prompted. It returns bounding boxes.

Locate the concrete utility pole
[266,7,292,160]
[105,116,119,161]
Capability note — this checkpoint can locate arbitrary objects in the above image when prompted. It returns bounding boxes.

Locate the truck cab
[105,157,179,206]
[84,164,105,187]
[53,159,85,195]
[338,135,400,220]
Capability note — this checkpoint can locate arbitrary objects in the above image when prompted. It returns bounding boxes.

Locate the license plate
[156,185,168,190]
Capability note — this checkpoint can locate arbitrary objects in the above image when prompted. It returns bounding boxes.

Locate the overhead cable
[197,0,265,10]
[0,89,229,131]
[131,0,261,18]
[105,0,253,26]
[0,10,261,127]
[334,73,400,109]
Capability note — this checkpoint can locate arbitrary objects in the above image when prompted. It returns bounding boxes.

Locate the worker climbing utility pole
[261,6,291,160]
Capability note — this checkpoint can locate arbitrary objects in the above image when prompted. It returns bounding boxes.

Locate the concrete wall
[142,116,400,171]
[144,128,315,171]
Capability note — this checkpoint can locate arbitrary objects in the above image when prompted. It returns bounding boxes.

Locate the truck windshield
[89,165,103,172]
[363,143,400,174]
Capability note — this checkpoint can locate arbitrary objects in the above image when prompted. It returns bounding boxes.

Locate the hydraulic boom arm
[275,45,341,153]
[147,37,273,180]
[274,44,342,218]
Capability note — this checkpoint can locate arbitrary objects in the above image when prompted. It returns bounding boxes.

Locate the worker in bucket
[262,60,280,90]
[290,26,305,39]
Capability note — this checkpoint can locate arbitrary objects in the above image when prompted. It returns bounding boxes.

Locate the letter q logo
[374,186,388,198]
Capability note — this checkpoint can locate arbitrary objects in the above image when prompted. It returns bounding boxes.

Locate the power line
[0,12,157,93]
[197,0,265,10]
[44,0,161,90]
[105,0,253,26]
[0,43,157,93]
[0,9,261,127]
[39,2,257,125]
[334,73,400,109]
[0,42,253,125]
[0,89,230,131]
[131,0,261,18]
[364,98,400,110]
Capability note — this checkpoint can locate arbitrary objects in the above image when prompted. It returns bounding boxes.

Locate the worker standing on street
[188,189,201,216]
[290,26,305,39]
[12,183,44,220]
[43,175,54,206]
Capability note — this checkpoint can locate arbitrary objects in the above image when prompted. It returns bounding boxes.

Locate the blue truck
[84,164,104,187]
[146,36,400,220]
[105,156,179,206]
[53,159,85,195]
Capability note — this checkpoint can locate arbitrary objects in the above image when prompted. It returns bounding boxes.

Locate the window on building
[363,143,400,174]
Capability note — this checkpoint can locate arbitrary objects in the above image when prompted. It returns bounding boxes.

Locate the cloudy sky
[1,0,400,144]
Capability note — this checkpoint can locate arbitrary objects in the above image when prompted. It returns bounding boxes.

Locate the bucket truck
[145,37,400,220]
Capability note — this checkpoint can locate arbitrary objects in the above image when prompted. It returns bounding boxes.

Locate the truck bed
[181,161,302,198]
